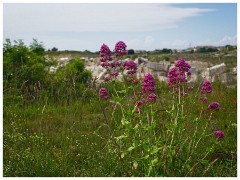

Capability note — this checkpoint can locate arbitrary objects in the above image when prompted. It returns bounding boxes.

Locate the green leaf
[150,146,159,155]
[179,116,186,122]
[115,97,123,103]
[143,155,149,159]
[127,146,135,152]
[186,164,191,171]
[200,159,209,165]
[115,135,128,141]
[117,90,126,94]
[121,118,130,126]
[194,117,200,122]
[131,106,137,115]
[172,124,178,130]
[143,144,150,152]
[151,158,158,166]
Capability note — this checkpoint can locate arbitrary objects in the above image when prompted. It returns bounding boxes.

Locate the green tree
[30,39,45,55]
[3,39,29,88]
[128,49,135,55]
[51,47,58,52]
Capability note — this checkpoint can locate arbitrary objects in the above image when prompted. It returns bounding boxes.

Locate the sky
[3,3,237,51]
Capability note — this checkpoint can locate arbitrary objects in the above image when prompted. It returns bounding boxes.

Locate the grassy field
[3,80,237,177]
[3,39,237,176]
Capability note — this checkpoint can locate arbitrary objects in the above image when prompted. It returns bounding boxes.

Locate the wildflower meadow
[3,40,237,177]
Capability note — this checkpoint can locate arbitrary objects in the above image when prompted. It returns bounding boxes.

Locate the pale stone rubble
[49,57,70,73]
[49,56,236,84]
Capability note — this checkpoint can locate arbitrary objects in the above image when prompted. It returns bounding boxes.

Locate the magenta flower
[167,68,187,87]
[168,67,178,85]
[100,44,112,62]
[213,131,224,139]
[103,96,108,100]
[124,60,137,74]
[110,71,119,77]
[133,80,139,85]
[148,93,157,101]
[201,80,212,94]
[99,88,108,100]
[110,62,117,68]
[200,97,208,103]
[182,92,188,97]
[127,78,133,82]
[141,96,149,103]
[115,61,122,67]
[142,74,156,93]
[127,70,137,74]
[115,41,127,57]
[174,87,179,94]
[167,58,191,88]
[100,43,124,82]
[135,91,142,96]
[135,100,143,106]
[207,102,220,111]
[187,86,194,91]
[101,62,110,68]
[175,58,191,72]
[104,76,110,82]
[124,60,136,70]
[176,71,187,83]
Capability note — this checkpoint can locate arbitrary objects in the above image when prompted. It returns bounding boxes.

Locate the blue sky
[3,3,237,51]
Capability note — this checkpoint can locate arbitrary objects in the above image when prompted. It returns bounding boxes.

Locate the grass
[3,81,237,177]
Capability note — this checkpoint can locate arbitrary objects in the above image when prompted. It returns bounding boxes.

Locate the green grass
[3,82,237,177]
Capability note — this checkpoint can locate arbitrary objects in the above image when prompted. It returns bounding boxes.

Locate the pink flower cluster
[200,96,208,103]
[181,92,188,97]
[142,74,156,93]
[135,93,157,114]
[200,80,212,103]
[213,131,224,139]
[148,93,157,101]
[201,80,212,94]
[168,58,191,88]
[99,88,108,100]
[175,58,191,72]
[135,100,143,106]
[199,80,223,139]
[110,71,119,77]
[207,102,220,111]
[124,60,137,74]
[100,44,112,63]
[100,41,127,82]
[187,86,194,91]
[110,61,122,68]
[127,78,139,85]
[115,41,127,57]
[135,74,157,113]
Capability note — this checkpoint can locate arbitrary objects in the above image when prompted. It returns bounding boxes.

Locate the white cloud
[127,35,155,50]
[193,35,237,47]
[128,35,237,51]
[168,35,237,49]
[144,36,155,46]
[218,35,237,46]
[168,39,189,48]
[3,3,215,34]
